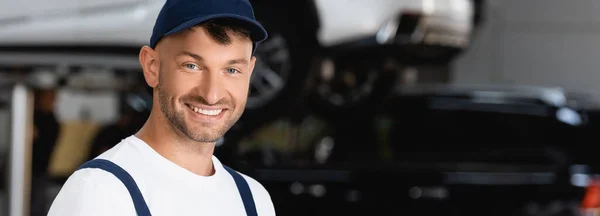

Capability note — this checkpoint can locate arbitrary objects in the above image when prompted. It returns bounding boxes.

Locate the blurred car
[0,1,486,174]
[0,0,483,125]
[228,84,599,216]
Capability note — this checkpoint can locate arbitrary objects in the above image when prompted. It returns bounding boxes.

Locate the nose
[196,71,225,105]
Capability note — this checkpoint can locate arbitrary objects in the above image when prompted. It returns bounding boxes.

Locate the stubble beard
[156,72,244,143]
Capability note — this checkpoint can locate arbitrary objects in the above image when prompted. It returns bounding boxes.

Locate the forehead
[157,26,253,57]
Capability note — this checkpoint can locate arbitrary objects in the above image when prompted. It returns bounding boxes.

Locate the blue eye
[185,64,199,70]
[226,68,240,74]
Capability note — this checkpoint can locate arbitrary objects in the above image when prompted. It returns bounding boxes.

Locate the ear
[248,56,257,77]
[139,46,160,88]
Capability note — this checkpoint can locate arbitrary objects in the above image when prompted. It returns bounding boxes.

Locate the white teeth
[188,105,222,116]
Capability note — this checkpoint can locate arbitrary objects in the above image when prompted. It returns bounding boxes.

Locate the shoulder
[47,139,140,216]
[47,165,137,216]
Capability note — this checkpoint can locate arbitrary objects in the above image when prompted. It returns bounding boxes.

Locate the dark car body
[226,84,598,216]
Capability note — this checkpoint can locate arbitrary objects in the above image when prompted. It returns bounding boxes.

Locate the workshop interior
[3,0,600,215]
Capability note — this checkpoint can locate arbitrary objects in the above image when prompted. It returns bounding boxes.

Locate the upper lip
[186,103,228,110]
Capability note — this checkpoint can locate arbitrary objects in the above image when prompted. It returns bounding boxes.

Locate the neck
[135,109,216,176]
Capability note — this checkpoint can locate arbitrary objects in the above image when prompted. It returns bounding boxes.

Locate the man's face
[153,27,255,143]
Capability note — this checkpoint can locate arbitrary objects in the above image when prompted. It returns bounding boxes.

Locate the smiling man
[47,0,273,215]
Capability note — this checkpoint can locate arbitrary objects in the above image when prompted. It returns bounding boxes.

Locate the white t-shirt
[47,135,276,216]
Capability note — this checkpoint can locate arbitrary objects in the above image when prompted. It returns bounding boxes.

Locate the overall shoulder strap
[223,165,258,216]
[78,159,152,216]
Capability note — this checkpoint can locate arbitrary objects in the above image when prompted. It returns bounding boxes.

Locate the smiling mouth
[186,104,224,116]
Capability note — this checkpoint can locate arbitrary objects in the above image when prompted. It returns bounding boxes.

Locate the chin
[190,136,222,143]
[185,124,225,143]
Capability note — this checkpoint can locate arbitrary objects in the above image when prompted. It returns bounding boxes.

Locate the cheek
[230,80,250,104]
[162,70,193,103]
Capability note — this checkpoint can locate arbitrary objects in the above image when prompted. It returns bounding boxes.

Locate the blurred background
[3,0,600,215]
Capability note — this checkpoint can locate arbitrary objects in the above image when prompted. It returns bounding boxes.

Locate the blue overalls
[78,159,258,216]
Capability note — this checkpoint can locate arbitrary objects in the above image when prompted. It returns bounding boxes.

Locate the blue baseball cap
[149,0,268,54]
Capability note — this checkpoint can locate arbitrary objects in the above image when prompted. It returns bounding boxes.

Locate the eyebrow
[177,51,248,66]
[227,58,248,66]
[178,51,204,61]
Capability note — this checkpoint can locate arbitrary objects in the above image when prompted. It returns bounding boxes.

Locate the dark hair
[194,19,251,45]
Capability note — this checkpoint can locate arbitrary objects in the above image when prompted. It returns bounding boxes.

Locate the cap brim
[164,13,268,43]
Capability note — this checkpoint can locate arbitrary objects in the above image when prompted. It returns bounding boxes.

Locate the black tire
[240,0,319,124]
[216,0,320,165]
